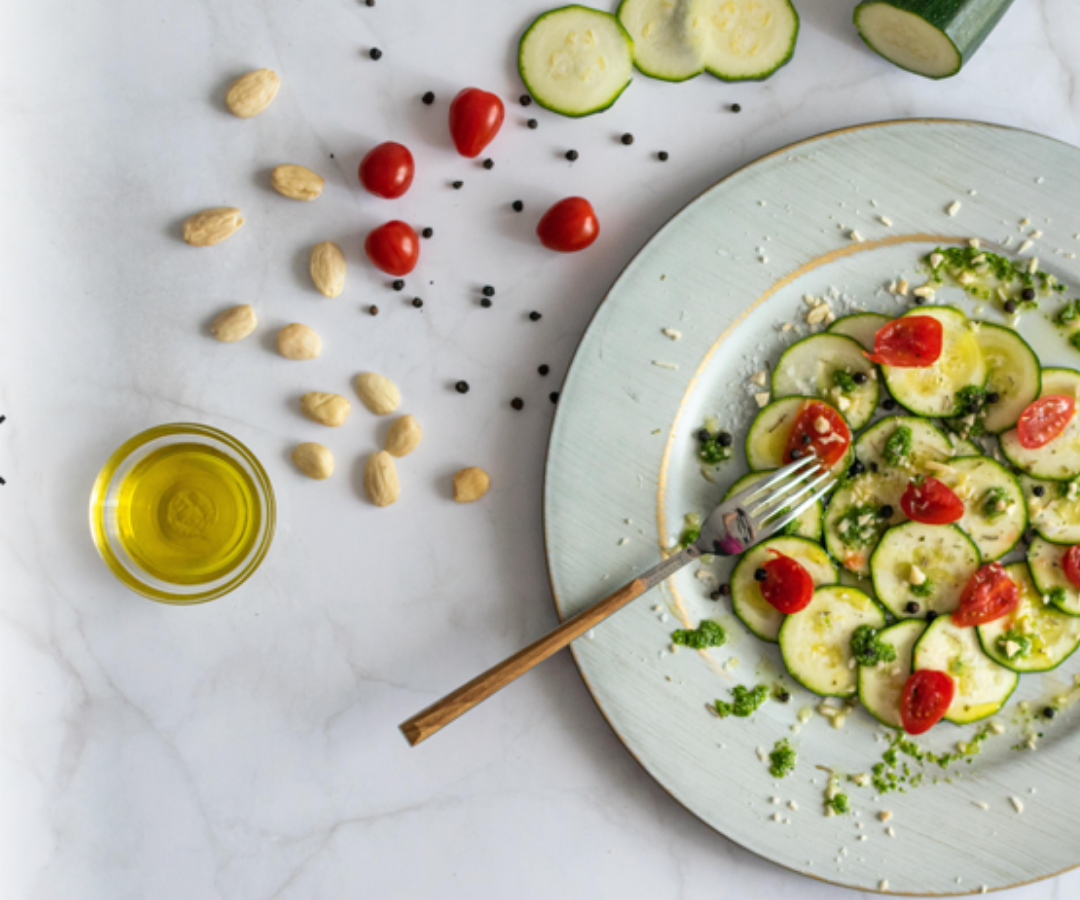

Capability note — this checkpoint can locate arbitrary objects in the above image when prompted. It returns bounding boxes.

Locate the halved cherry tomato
[951,562,1020,627]
[448,88,504,158]
[358,142,415,199]
[364,221,419,276]
[782,400,851,468]
[758,549,814,614]
[536,197,599,253]
[900,476,964,525]
[1017,395,1075,449]
[1063,545,1080,591]
[865,316,943,368]
[900,669,955,735]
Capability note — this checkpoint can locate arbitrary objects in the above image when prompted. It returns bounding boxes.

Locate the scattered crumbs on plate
[660,274,667,280]
[947,200,961,216]
[878,880,889,892]
[625,518,632,525]
[790,724,800,734]
[980,887,988,894]
[770,796,781,805]
[756,746,768,762]
[849,229,865,243]
[669,643,679,654]
[659,613,668,623]
[651,361,678,370]
[652,604,663,612]
[886,827,895,838]
[1036,176,1045,184]
[1029,787,1037,794]
[661,327,682,341]
[789,800,798,811]
[969,189,978,196]
[1010,796,1024,814]
[878,810,892,822]
[956,877,963,884]
[1031,229,1043,239]
[650,429,661,435]
[658,651,666,660]
[879,216,893,227]
[771,812,782,822]
[618,538,628,546]
[858,835,867,842]
[586,629,595,640]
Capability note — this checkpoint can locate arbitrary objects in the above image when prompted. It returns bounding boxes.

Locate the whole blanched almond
[210,304,257,342]
[385,414,422,457]
[225,68,281,118]
[365,451,400,507]
[453,467,490,503]
[355,372,400,415]
[301,392,351,427]
[183,207,245,246]
[292,443,334,480]
[276,323,322,360]
[271,164,324,201]
[310,241,346,298]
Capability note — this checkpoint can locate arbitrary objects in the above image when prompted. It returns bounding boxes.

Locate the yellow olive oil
[116,443,262,585]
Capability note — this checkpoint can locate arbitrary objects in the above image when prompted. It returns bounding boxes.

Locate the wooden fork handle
[399,577,647,746]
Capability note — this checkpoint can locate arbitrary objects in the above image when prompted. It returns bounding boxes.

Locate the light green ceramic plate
[545,121,1080,895]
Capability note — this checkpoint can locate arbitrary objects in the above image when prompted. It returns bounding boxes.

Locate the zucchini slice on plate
[617,0,704,81]
[1000,367,1080,481]
[854,415,953,475]
[771,333,879,431]
[686,0,799,81]
[853,0,1015,80]
[977,562,1080,672]
[974,323,1040,434]
[913,615,1018,724]
[881,307,987,417]
[871,521,981,619]
[730,536,837,642]
[1023,475,1080,544]
[824,472,906,577]
[779,585,886,697]
[932,455,1026,561]
[858,619,926,728]
[723,470,823,541]
[519,6,635,117]
[744,396,853,475]
[827,312,891,351]
[1029,537,1080,616]
[951,437,983,457]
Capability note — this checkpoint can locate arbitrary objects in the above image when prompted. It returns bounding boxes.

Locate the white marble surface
[3,1,1080,897]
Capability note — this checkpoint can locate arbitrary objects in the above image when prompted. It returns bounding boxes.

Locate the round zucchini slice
[854,416,953,475]
[977,562,1080,672]
[1028,537,1080,616]
[932,455,1026,561]
[744,396,852,475]
[686,0,799,82]
[870,521,981,619]
[974,323,1040,434]
[729,536,838,642]
[778,585,885,698]
[823,472,906,577]
[1000,367,1080,481]
[858,619,926,729]
[913,615,1018,724]
[723,470,823,541]
[771,333,879,431]
[518,6,635,118]
[951,437,983,457]
[617,0,704,82]
[1023,475,1080,544]
[880,307,987,417]
[827,312,890,351]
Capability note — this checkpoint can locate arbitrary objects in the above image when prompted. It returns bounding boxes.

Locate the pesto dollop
[714,684,768,718]
[981,487,1010,521]
[909,579,934,599]
[850,624,897,667]
[996,628,1032,660]
[672,619,726,650]
[769,738,796,778]
[825,793,849,815]
[883,425,913,467]
[837,504,884,549]
[833,370,858,393]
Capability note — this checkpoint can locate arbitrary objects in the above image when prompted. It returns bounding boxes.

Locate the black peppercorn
[512,200,524,212]
[482,285,495,297]
[369,48,382,60]
[697,428,711,442]
[565,149,578,161]
[1033,485,1045,497]
[365,0,375,6]
[1004,300,1018,314]
[455,381,469,394]
[880,505,894,519]
[801,433,811,445]
[520,94,532,106]
[926,611,939,622]
[1044,706,1057,719]
[369,305,379,316]
[883,399,896,411]
[718,431,733,447]
[869,461,879,473]
[853,371,868,385]
[719,583,731,597]
[539,365,550,376]
[987,392,1000,404]
[848,459,865,478]
[658,151,669,161]
[1022,287,1036,301]
[412,297,423,308]
[452,181,464,190]
[709,590,722,601]
[422,91,435,105]
[482,158,494,169]
[422,227,433,239]
[776,690,791,703]
[914,297,926,305]
[529,311,542,321]
[392,280,405,291]
[527,119,538,129]
[754,568,768,582]
[731,103,742,113]
[621,133,634,145]
[480,298,492,308]
[550,391,559,403]
[511,397,524,410]
[905,601,920,614]
[790,449,802,460]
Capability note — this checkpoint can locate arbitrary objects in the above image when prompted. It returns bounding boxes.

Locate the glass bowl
[89,423,276,604]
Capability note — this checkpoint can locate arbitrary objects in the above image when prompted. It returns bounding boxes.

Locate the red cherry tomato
[951,562,1021,628]
[1017,395,1076,449]
[1063,546,1080,591]
[900,476,964,525]
[782,400,851,468]
[536,197,599,253]
[358,142,415,199]
[758,549,814,614]
[364,221,419,276]
[448,88,504,158]
[865,316,944,368]
[900,669,955,735]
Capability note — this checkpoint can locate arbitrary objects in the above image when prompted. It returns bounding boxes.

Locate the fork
[399,454,835,746]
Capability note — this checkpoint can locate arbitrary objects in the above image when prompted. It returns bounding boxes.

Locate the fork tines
[730,455,836,541]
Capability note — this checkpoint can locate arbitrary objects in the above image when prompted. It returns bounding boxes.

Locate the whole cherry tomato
[1017,395,1076,449]
[536,197,599,253]
[900,476,964,525]
[359,142,415,199]
[448,88,504,158]
[900,669,955,735]
[758,549,814,614]
[952,562,1020,628]
[1063,545,1080,590]
[782,400,851,469]
[865,316,943,368]
[364,221,419,276]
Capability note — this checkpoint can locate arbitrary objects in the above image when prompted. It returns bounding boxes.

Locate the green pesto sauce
[981,487,1010,521]
[833,370,858,393]
[714,684,769,718]
[883,425,913,467]
[678,512,701,549]
[850,624,897,667]
[769,738,796,778]
[910,579,935,599]
[837,504,884,549]
[924,246,1061,310]
[996,628,1032,660]
[672,619,726,650]
[825,793,850,815]
[869,726,995,794]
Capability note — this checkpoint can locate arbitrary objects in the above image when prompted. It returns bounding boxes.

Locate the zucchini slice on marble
[617,0,704,81]
[687,0,799,81]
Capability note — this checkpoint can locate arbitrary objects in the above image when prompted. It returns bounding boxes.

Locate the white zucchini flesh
[913,616,1018,724]
[518,6,635,117]
[686,0,799,81]
[778,586,885,697]
[1023,475,1080,544]
[881,307,987,417]
[723,470,823,541]
[931,455,1026,561]
[824,472,906,577]
[729,536,838,642]
[617,0,704,81]
[854,415,953,476]
[827,312,891,351]
[1028,537,1080,616]
[1000,367,1080,481]
[854,2,962,80]
[858,619,926,729]
[744,396,852,475]
[771,334,879,431]
[951,437,983,457]
[977,562,1080,672]
[870,521,981,619]
[974,323,1040,434]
